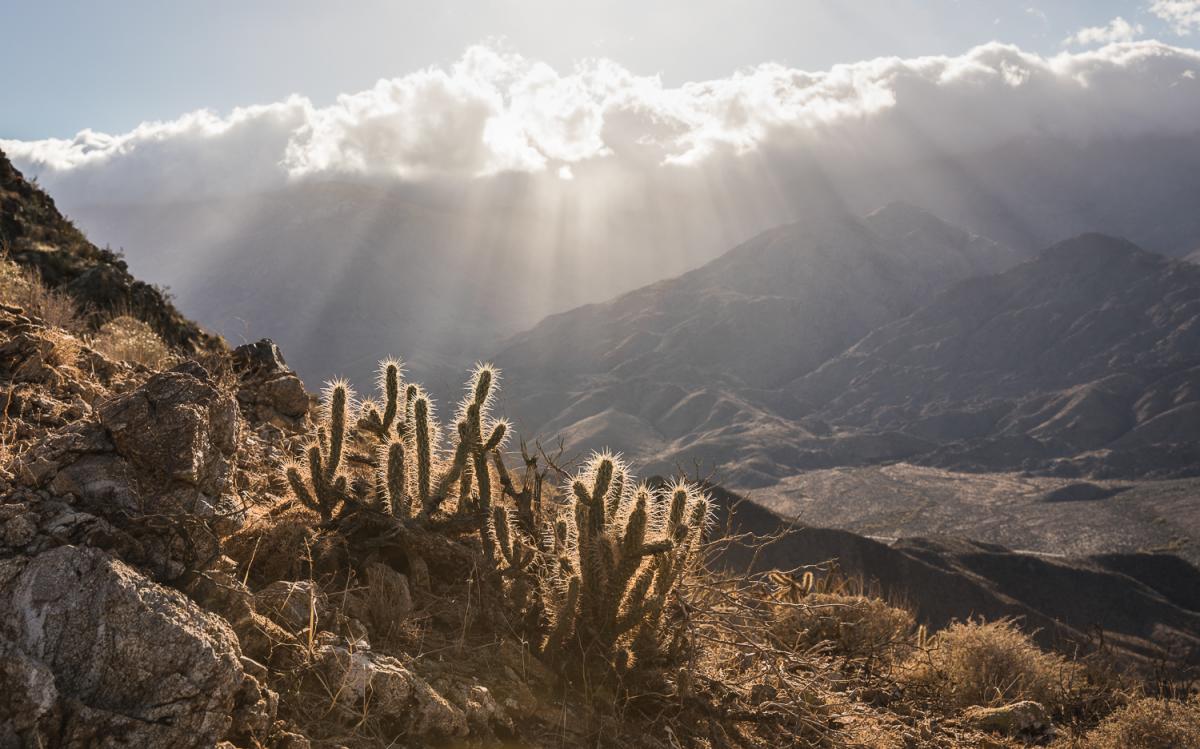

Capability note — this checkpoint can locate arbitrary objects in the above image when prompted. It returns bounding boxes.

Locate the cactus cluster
[283,358,711,676]
[284,360,511,538]
[542,453,711,669]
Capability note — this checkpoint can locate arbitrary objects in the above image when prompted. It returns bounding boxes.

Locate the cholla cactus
[543,454,711,668]
[286,380,353,522]
[358,358,403,440]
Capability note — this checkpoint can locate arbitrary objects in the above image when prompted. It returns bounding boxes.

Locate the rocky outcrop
[961,701,1052,738]
[0,545,271,748]
[17,364,242,579]
[231,339,310,431]
[311,636,469,741]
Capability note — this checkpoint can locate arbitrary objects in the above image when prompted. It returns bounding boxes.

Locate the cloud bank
[4,41,1200,204]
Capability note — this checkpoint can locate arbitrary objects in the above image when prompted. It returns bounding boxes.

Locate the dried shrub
[1084,696,1200,749]
[773,592,915,666]
[902,618,1084,713]
[0,258,82,331]
[91,314,175,368]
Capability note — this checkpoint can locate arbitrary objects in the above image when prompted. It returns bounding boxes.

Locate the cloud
[1152,1,1200,34]
[4,40,1200,204]
[1063,17,1144,46]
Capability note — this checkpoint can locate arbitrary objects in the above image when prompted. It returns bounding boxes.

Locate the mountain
[796,233,1200,478]
[495,203,1021,484]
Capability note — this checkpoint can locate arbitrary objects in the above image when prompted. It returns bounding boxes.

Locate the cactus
[286,380,354,522]
[542,454,711,668]
[358,358,403,440]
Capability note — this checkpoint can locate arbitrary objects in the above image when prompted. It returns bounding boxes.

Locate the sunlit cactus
[359,358,403,440]
[286,379,354,522]
[542,453,711,668]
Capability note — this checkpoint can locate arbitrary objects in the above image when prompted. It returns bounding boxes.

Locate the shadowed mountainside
[796,233,1200,478]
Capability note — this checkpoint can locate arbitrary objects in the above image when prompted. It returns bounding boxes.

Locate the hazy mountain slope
[797,234,1200,477]
[63,177,770,388]
[495,204,1020,483]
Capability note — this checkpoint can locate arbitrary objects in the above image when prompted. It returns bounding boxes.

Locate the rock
[0,545,260,748]
[18,368,243,578]
[232,339,310,430]
[1,509,37,547]
[186,567,304,669]
[313,639,468,740]
[962,700,1052,737]
[255,579,327,632]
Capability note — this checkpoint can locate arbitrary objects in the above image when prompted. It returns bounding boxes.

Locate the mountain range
[54,130,1200,388]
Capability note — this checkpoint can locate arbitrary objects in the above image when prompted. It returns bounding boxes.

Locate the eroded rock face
[0,545,265,748]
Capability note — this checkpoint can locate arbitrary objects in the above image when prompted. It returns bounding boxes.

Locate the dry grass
[1082,695,1200,749]
[772,592,915,667]
[90,314,175,368]
[0,257,83,331]
[902,618,1085,713]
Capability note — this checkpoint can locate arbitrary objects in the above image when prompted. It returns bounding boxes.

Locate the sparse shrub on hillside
[902,618,1084,713]
[771,591,916,668]
[0,256,82,330]
[90,314,175,368]
[1082,695,1200,749]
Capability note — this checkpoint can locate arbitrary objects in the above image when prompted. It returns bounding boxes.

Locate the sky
[3,0,1195,140]
[2,1,1199,212]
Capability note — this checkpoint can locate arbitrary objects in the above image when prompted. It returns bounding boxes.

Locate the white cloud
[4,40,1200,204]
[1152,0,1200,34]
[1063,17,1144,46]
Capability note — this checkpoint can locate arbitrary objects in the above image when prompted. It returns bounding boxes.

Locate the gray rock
[18,369,244,577]
[313,639,468,740]
[232,339,310,431]
[0,545,262,748]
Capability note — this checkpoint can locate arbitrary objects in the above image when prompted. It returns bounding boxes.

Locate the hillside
[0,149,216,351]
[4,159,1199,747]
[796,233,1200,478]
[710,485,1200,667]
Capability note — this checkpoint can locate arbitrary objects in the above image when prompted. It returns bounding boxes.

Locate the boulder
[0,545,266,748]
[312,637,468,740]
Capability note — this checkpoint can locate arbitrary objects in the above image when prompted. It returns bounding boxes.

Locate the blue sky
[1,0,1180,139]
